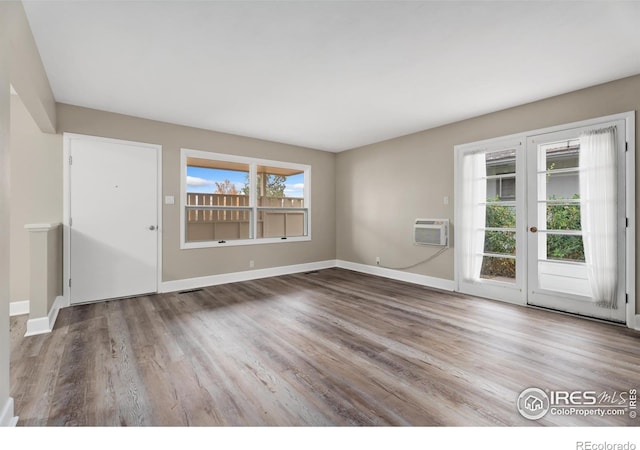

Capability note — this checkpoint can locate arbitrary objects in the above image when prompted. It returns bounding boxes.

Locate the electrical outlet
[249,260,255,268]
[376,256,380,265]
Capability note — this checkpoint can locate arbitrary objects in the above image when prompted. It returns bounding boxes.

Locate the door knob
[149,225,156,231]
[530,226,538,233]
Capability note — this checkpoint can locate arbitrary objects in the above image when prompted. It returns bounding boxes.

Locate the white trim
[63,133,162,306]
[182,235,312,249]
[160,260,336,293]
[9,300,29,316]
[24,295,64,337]
[63,135,70,306]
[0,397,18,427]
[156,141,163,300]
[454,111,635,152]
[632,315,640,331]
[160,260,456,294]
[336,260,455,292]
[624,113,636,329]
[25,316,50,336]
[24,223,60,232]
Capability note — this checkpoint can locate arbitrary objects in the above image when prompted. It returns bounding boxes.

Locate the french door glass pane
[546,234,585,262]
[484,231,516,255]
[546,202,581,230]
[485,204,516,228]
[543,172,580,200]
[480,256,516,283]
[486,149,516,175]
[486,149,516,202]
[543,139,579,170]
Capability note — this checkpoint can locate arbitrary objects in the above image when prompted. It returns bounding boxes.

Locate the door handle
[530,226,538,233]
[149,225,156,231]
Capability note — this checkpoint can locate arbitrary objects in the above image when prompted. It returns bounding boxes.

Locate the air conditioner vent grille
[414,218,449,247]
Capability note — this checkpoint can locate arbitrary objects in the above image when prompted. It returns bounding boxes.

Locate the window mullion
[250,162,257,239]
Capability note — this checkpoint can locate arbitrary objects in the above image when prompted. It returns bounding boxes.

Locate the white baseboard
[336,260,455,291]
[9,300,29,316]
[160,260,337,293]
[633,314,640,331]
[160,259,455,294]
[0,397,18,427]
[24,295,64,337]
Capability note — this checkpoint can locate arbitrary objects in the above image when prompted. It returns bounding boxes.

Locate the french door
[526,121,626,322]
[456,138,526,305]
[455,114,631,324]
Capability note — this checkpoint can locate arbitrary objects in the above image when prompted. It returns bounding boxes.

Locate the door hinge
[625,293,628,304]
[69,217,72,227]
[625,142,628,152]
[626,217,629,228]
[69,155,73,165]
[68,279,72,288]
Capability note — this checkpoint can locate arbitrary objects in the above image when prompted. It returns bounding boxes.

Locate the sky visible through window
[187,166,304,197]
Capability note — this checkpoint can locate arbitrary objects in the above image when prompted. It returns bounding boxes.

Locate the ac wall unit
[414,219,449,247]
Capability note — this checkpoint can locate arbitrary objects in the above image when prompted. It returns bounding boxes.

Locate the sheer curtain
[579,126,618,308]
[460,152,486,281]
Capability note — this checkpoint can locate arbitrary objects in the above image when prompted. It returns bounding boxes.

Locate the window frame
[180,148,311,249]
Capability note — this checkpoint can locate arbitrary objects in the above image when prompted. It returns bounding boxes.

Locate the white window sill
[181,235,311,250]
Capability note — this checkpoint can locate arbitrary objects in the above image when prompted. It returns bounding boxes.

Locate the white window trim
[180,148,311,249]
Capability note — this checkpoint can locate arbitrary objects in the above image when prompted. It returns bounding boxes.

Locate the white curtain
[461,151,486,281]
[579,126,618,308]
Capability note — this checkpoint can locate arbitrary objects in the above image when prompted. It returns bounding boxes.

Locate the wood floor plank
[10,268,640,426]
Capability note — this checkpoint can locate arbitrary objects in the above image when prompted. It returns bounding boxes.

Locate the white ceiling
[22,1,640,152]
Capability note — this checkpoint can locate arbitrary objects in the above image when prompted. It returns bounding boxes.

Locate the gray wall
[9,103,336,297]
[336,74,640,312]
[1,0,58,425]
[56,104,337,282]
[9,95,62,302]
[0,5,11,423]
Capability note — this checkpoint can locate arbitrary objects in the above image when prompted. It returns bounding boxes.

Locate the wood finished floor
[10,268,640,426]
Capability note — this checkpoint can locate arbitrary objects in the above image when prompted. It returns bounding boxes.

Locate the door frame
[454,111,636,328]
[62,133,163,307]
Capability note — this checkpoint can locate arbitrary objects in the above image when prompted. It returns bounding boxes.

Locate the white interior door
[526,122,627,322]
[68,136,159,304]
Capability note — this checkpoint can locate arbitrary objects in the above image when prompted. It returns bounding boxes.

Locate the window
[181,149,310,248]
